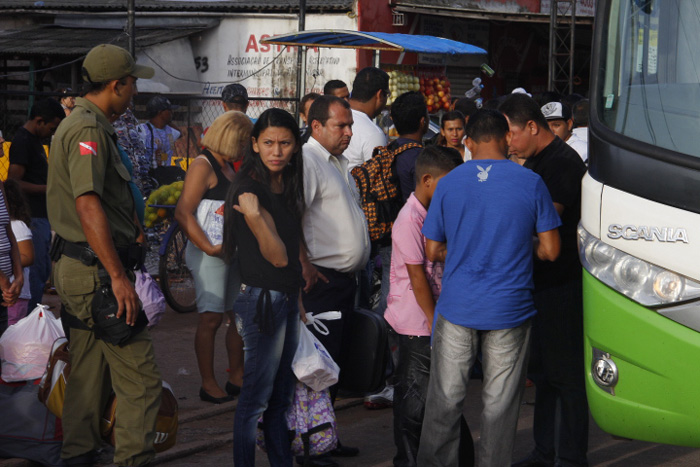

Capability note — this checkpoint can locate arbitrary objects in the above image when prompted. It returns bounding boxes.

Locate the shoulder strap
[391,142,423,156]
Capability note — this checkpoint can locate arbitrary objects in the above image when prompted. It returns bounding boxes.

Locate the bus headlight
[578,224,700,307]
[613,256,650,293]
[653,271,684,302]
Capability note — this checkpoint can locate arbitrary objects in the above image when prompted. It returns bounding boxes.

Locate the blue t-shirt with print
[422,159,561,330]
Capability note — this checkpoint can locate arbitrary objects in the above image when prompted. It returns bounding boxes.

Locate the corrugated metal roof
[0,26,207,56]
[0,0,353,12]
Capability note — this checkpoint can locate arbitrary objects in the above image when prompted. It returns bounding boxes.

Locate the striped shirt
[0,189,14,278]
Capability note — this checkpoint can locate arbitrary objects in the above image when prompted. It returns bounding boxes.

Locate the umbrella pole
[295,0,307,121]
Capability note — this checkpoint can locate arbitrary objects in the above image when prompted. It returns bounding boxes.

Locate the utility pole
[295,0,307,120]
[548,0,576,95]
[127,0,136,58]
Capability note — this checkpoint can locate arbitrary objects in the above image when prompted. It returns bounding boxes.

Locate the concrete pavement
[2,293,700,466]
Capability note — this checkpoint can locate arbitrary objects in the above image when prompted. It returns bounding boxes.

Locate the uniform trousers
[54,256,162,467]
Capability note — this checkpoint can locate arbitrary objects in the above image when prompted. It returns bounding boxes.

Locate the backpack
[101,381,179,453]
[351,141,422,243]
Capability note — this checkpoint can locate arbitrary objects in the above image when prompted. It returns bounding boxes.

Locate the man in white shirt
[343,67,390,170]
[572,98,589,145]
[301,96,370,459]
[541,101,588,165]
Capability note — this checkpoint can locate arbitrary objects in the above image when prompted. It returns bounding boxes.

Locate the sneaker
[363,385,394,409]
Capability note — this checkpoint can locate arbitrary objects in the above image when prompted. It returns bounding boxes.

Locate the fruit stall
[261,31,485,118]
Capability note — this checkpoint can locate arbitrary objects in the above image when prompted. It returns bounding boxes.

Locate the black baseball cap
[222,84,249,103]
[146,96,179,117]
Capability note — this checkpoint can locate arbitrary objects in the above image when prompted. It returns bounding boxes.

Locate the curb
[152,396,364,463]
[0,397,365,466]
[178,395,362,425]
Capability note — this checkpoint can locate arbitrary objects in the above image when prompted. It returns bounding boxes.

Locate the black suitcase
[338,307,389,395]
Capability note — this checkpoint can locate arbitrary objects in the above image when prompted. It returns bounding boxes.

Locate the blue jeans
[29,217,51,310]
[417,314,531,467]
[233,286,300,467]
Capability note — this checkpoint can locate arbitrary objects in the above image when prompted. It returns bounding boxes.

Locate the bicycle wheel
[159,224,197,313]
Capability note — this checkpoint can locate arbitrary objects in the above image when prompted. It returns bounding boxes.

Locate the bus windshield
[599,0,700,159]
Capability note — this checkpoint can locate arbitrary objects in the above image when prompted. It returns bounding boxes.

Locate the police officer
[47,44,162,467]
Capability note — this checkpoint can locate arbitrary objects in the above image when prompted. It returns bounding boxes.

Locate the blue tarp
[261,29,487,55]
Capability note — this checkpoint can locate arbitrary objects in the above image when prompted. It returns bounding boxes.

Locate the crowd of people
[0,41,593,467]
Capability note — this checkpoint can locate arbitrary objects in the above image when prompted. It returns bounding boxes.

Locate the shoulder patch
[79,141,98,156]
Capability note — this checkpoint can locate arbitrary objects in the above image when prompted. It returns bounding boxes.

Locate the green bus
[579,0,700,446]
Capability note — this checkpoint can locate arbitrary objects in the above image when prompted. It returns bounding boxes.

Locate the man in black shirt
[500,93,588,467]
[8,98,65,310]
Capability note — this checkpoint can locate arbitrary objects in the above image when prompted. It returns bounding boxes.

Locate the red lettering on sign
[260,34,271,53]
[245,35,258,53]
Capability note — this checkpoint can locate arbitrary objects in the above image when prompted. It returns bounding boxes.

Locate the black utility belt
[51,235,145,270]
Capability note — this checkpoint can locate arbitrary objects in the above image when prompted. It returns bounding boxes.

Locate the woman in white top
[175,111,253,404]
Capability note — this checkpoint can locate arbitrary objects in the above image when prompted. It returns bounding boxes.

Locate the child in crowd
[3,179,33,325]
[385,145,474,466]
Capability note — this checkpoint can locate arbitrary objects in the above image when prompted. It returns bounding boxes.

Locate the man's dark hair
[30,98,65,122]
[572,99,589,127]
[415,145,463,182]
[391,92,426,135]
[350,67,389,102]
[307,95,350,127]
[465,109,510,144]
[454,98,478,118]
[499,93,549,129]
[300,92,321,115]
[562,93,585,112]
[534,91,562,107]
[482,96,504,111]
[323,80,347,95]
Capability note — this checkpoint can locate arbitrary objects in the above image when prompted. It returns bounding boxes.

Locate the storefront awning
[0,26,209,57]
[261,30,487,55]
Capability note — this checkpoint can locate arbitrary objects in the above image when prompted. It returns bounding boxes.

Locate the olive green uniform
[48,97,161,466]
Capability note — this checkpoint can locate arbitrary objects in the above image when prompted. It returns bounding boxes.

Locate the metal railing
[0,90,299,179]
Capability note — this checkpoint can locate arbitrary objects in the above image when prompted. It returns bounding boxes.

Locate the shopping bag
[256,381,338,458]
[292,318,340,392]
[134,268,166,327]
[195,199,225,246]
[38,337,71,418]
[0,304,64,382]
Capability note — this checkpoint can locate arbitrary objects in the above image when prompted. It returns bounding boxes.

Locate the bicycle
[148,204,196,313]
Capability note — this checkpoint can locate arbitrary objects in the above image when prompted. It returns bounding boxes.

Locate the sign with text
[191,14,358,102]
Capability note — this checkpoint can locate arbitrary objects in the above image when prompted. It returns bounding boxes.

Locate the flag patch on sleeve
[79,141,98,156]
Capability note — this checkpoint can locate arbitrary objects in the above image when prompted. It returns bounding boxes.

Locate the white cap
[541,102,571,120]
[511,87,532,97]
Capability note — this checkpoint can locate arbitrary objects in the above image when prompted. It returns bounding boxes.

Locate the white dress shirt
[566,132,588,165]
[344,109,388,170]
[572,126,588,144]
[302,137,370,273]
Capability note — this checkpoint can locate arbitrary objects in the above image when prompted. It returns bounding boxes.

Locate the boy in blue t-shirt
[416,109,562,467]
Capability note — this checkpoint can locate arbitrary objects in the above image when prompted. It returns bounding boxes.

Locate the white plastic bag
[195,199,225,246]
[304,311,342,336]
[292,316,341,392]
[135,269,166,327]
[0,304,65,382]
